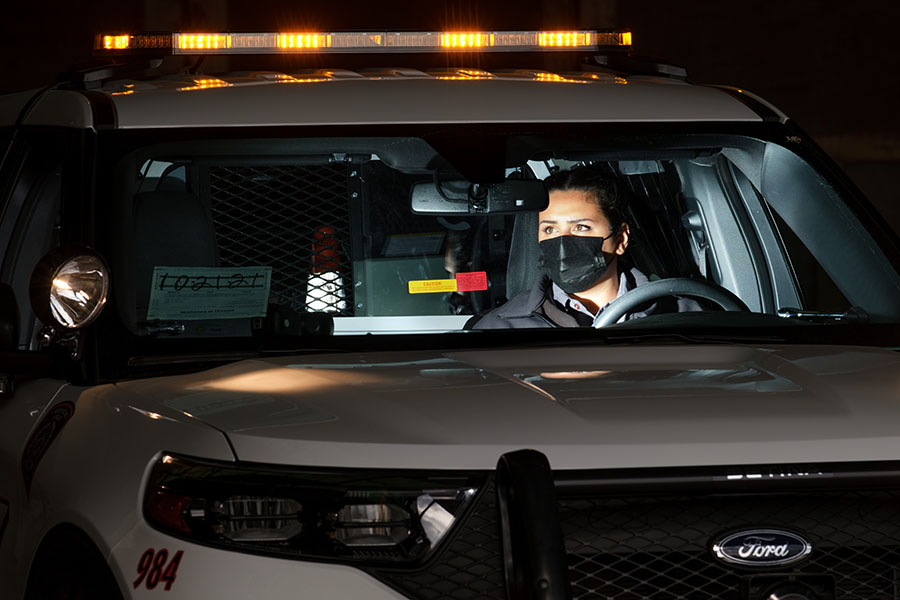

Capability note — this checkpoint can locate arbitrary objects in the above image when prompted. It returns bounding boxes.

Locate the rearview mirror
[411,179,549,215]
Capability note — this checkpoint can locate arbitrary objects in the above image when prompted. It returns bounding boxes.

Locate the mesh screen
[208,164,354,314]
[371,482,507,600]
[559,490,900,600]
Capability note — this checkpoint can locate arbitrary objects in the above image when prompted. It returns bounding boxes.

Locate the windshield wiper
[128,345,349,367]
[509,329,788,349]
[257,345,350,356]
[600,332,787,345]
[776,306,869,323]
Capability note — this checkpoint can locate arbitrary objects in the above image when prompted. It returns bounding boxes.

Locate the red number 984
[133,548,183,591]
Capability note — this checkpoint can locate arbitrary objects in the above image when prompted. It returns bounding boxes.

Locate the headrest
[133,191,218,274]
[132,191,219,316]
[506,211,542,299]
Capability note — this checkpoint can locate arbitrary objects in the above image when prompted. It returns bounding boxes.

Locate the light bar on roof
[95,30,632,55]
[102,35,130,50]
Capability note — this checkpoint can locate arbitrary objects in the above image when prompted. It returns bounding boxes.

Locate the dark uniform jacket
[468,267,702,329]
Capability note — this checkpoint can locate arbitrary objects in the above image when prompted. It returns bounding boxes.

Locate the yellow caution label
[408,278,458,294]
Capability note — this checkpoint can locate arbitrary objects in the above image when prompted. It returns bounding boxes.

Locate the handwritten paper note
[147,266,272,320]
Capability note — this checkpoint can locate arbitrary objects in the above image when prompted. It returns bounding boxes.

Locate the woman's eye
[543,226,556,235]
[574,224,591,232]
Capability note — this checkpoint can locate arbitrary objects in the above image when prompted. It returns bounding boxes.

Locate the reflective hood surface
[113,344,900,470]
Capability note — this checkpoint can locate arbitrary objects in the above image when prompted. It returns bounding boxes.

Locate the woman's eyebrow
[539,218,597,224]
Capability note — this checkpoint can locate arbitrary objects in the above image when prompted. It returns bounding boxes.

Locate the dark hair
[543,166,628,232]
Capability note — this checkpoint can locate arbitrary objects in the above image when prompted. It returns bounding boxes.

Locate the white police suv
[2,29,900,600]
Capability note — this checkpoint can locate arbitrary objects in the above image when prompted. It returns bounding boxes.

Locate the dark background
[3,0,897,229]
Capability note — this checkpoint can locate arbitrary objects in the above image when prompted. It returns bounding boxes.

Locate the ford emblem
[712,529,812,567]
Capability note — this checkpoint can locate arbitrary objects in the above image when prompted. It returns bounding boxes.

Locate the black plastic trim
[496,449,571,600]
[0,282,17,351]
[78,91,117,131]
[554,460,900,496]
[366,478,504,599]
[0,351,55,373]
[588,53,688,79]
[0,497,9,547]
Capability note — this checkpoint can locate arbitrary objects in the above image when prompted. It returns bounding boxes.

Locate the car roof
[5,68,762,130]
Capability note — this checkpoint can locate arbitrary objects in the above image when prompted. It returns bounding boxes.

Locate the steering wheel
[592,277,749,328]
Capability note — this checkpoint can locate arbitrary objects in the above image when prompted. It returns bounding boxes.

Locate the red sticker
[455,271,488,292]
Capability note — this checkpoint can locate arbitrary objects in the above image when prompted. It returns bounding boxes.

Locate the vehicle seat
[130,191,220,326]
[505,211,542,299]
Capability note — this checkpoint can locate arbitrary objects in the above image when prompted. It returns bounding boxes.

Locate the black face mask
[538,235,616,294]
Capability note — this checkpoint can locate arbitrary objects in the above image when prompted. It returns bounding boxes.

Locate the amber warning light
[95,30,632,54]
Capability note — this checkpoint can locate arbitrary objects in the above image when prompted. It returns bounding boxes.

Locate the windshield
[94,126,900,366]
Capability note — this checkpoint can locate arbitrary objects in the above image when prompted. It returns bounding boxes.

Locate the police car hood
[115,344,900,470]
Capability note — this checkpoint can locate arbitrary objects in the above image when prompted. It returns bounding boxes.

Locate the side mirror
[411,179,549,215]
[0,283,19,352]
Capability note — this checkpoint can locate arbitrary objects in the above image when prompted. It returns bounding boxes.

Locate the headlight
[30,246,110,329]
[144,454,482,564]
